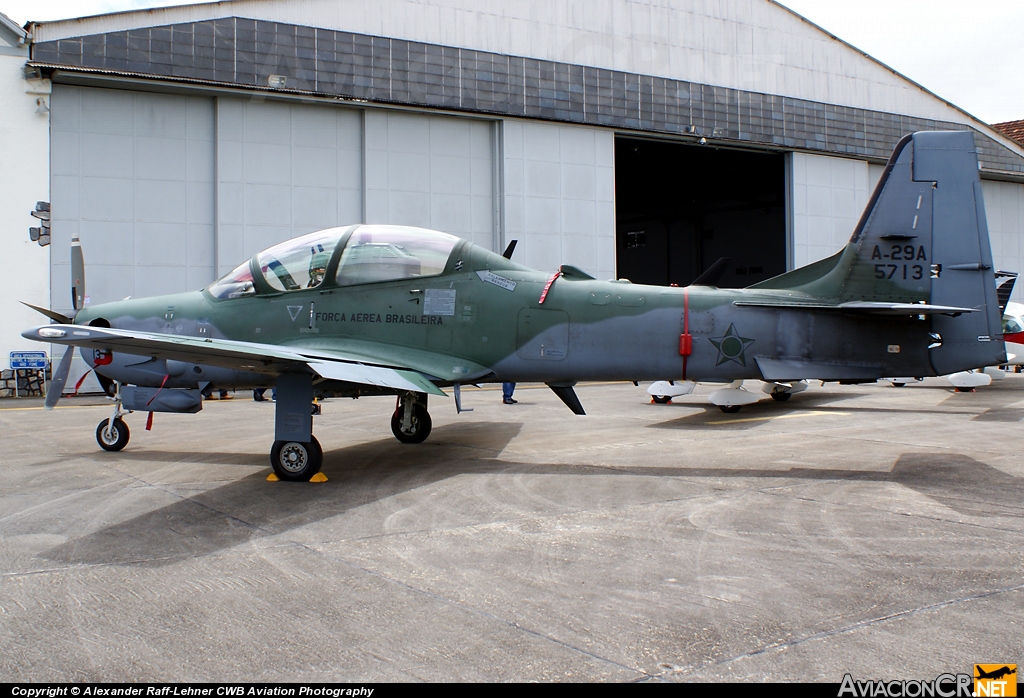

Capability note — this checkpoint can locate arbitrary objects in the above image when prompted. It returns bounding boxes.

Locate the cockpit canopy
[207,225,461,299]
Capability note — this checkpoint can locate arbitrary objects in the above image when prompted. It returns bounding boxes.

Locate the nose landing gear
[96,382,131,451]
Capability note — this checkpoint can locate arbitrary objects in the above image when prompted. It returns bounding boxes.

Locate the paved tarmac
[1,378,1022,682]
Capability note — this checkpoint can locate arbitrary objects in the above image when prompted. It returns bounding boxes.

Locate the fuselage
[73,244,940,391]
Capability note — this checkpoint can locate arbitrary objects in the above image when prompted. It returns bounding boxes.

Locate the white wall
[502,119,615,279]
[789,151,872,268]
[363,109,495,251]
[0,51,52,366]
[983,180,1024,304]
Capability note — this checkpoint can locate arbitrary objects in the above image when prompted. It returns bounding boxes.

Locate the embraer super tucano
[24,131,1005,480]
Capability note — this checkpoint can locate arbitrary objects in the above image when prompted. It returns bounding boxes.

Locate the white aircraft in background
[1001,301,1024,370]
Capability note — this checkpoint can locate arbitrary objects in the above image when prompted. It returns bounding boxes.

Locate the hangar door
[50,85,219,313]
[615,137,786,288]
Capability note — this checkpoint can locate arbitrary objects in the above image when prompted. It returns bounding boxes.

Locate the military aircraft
[23,131,1005,481]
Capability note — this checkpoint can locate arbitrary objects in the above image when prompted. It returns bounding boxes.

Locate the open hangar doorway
[614,136,787,288]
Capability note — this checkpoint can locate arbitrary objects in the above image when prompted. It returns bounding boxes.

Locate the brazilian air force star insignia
[709,323,755,366]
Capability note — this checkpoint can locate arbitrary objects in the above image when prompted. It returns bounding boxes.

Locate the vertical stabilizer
[912,131,1003,373]
[751,130,1004,373]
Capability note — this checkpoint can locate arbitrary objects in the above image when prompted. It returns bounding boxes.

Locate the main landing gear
[391,392,431,444]
[268,373,325,481]
[270,436,323,481]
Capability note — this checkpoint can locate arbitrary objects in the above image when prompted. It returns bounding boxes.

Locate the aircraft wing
[22,324,448,396]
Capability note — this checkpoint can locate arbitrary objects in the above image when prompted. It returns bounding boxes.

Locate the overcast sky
[3,0,1022,125]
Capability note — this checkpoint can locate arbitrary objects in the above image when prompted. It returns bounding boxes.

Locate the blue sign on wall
[10,351,48,370]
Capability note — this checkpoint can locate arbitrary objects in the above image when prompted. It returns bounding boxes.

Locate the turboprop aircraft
[23,131,1005,481]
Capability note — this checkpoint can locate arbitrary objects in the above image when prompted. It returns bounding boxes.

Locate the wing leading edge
[22,324,447,397]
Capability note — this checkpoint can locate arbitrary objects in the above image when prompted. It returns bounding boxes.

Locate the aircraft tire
[391,403,432,444]
[652,395,672,404]
[770,391,792,402]
[270,436,323,481]
[718,405,742,414]
[96,417,130,451]
[891,382,906,388]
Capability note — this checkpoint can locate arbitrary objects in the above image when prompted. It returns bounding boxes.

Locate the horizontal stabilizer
[733,301,976,316]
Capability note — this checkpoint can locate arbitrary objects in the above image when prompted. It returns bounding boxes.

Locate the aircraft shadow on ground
[43,420,1021,568]
[43,421,523,568]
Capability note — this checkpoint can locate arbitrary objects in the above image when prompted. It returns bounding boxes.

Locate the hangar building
[3,0,1024,383]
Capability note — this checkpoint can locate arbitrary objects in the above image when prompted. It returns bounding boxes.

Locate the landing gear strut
[96,382,130,451]
[269,372,323,481]
[391,392,431,443]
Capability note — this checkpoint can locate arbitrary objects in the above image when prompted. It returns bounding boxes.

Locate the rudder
[912,131,1004,372]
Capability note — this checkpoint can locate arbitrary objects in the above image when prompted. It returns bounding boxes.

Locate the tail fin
[753,130,1004,373]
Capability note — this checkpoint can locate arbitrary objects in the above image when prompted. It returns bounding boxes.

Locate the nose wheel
[270,436,323,481]
[96,417,130,451]
[96,383,131,451]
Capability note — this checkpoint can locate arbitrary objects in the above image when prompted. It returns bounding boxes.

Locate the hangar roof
[21,1,1004,126]
[0,10,27,55]
[22,0,1024,175]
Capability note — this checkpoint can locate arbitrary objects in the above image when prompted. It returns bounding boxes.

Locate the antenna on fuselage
[502,240,518,260]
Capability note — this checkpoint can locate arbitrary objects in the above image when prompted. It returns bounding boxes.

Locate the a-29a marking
[872,244,928,261]
[872,244,927,281]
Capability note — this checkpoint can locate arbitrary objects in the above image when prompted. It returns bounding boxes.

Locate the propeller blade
[20,301,72,325]
[45,345,75,410]
[71,233,85,311]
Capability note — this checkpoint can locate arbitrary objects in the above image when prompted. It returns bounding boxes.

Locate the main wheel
[770,391,792,402]
[96,417,130,451]
[718,405,742,414]
[391,402,432,443]
[270,436,323,481]
[891,382,906,388]
[652,395,672,404]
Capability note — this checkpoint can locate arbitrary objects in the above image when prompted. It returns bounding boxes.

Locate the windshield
[257,229,345,293]
[207,261,256,299]
[335,225,459,286]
